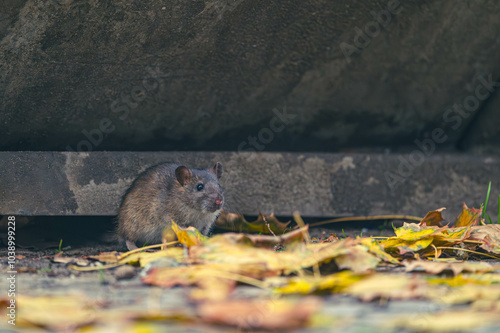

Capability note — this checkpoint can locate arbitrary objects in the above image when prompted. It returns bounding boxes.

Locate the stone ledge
[0,152,498,221]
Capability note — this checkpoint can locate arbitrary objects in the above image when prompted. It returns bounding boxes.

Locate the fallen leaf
[403,260,494,275]
[211,226,307,250]
[268,271,368,294]
[197,297,321,330]
[172,221,207,247]
[455,202,482,227]
[419,207,446,227]
[86,251,121,264]
[469,224,500,254]
[390,310,497,332]
[215,211,291,234]
[16,295,103,330]
[345,274,441,302]
[360,238,399,264]
[142,264,238,301]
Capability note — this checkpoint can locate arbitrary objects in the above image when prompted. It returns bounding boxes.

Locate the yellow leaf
[269,271,367,295]
[360,238,399,264]
[394,223,440,240]
[172,220,207,247]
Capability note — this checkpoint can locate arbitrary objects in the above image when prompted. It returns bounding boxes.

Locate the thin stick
[69,262,124,271]
[431,244,439,258]
[293,211,320,279]
[304,215,423,229]
[263,215,277,238]
[118,241,179,260]
[436,246,500,260]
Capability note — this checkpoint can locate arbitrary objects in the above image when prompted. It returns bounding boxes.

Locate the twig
[118,241,179,260]
[303,215,423,229]
[293,211,320,279]
[436,246,500,260]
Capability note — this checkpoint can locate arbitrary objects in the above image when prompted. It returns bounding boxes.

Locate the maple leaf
[455,202,482,227]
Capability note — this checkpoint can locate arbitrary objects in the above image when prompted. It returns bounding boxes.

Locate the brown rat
[117,162,224,250]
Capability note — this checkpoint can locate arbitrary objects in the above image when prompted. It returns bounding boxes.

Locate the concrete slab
[0,152,498,222]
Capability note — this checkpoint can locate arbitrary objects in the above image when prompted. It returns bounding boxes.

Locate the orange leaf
[455,203,482,227]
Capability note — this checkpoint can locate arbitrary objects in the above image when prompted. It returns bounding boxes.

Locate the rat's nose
[215,198,223,207]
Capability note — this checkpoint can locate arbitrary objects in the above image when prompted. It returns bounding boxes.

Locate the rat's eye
[197,183,204,191]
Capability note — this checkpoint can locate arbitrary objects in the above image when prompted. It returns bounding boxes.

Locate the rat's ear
[175,166,192,186]
[211,162,223,179]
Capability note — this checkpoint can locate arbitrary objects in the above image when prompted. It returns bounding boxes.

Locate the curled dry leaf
[419,207,446,227]
[215,210,291,234]
[204,226,307,250]
[469,224,500,254]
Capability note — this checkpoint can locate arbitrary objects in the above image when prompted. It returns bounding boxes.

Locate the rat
[117,162,224,250]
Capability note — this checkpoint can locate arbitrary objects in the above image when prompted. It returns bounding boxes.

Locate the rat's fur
[117,163,224,250]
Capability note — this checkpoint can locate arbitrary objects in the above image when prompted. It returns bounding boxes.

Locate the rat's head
[174,162,224,214]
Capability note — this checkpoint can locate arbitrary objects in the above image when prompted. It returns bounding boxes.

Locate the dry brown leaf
[197,297,321,330]
[436,284,500,305]
[16,295,104,330]
[419,207,446,227]
[215,210,291,234]
[345,274,443,302]
[469,224,500,254]
[211,226,307,250]
[86,251,121,264]
[390,310,497,332]
[402,260,494,275]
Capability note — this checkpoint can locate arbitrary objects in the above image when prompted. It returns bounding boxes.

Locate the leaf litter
[6,204,500,332]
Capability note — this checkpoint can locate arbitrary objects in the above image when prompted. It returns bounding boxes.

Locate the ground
[1,217,500,332]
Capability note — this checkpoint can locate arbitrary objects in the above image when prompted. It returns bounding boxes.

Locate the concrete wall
[1,0,500,152]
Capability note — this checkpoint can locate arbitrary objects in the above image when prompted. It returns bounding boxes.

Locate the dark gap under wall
[0,215,405,250]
